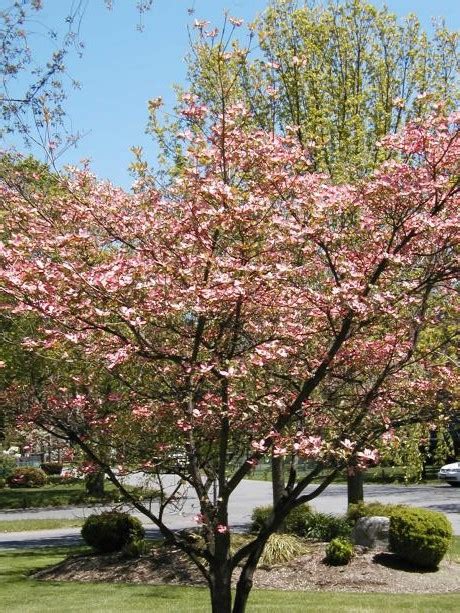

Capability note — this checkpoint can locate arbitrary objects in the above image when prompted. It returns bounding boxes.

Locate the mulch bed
[33,542,460,594]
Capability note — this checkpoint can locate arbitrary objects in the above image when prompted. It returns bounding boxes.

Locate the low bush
[250,504,312,535]
[347,501,407,523]
[40,463,63,475]
[303,512,352,542]
[250,505,273,533]
[120,538,150,559]
[0,478,6,489]
[284,504,313,536]
[81,512,145,553]
[325,538,354,566]
[7,467,47,489]
[250,505,350,541]
[0,454,16,480]
[389,508,452,569]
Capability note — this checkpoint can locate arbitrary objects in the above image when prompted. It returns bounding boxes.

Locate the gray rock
[351,516,390,549]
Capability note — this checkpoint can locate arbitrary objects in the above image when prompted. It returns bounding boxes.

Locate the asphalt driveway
[1,480,458,548]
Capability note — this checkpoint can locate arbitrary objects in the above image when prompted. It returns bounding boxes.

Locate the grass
[0,481,159,510]
[0,482,122,509]
[245,463,440,485]
[0,540,459,612]
[0,518,83,533]
[447,535,460,562]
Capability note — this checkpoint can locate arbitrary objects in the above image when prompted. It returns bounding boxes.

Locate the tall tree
[181,0,459,502]
[186,0,459,181]
[1,95,458,611]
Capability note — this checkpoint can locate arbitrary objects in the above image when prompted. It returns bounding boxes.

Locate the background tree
[186,0,459,180]
[179,0,460,503]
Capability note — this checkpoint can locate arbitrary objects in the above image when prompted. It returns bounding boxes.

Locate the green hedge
[389,508,452,569]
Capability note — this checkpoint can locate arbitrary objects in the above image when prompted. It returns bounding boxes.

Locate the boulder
[351,516,390,549]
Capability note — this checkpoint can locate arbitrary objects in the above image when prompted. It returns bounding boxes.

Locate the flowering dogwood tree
[0,100,458,611]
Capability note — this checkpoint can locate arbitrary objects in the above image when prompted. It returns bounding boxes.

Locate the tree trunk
[271,454,285,532]
[233,575,252,613]
[85,470,105,497]
[347,471,364,505]
[209,566,232,613]
[271,454,285,507]
[233,537,268,613]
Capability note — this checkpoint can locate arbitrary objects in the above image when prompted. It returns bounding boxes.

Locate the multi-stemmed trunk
[207,535,266,613]
[208,565,256,613]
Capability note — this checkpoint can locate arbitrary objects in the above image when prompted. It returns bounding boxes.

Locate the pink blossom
[194,513,207,524]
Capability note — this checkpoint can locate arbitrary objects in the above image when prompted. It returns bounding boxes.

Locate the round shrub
[389,508,452,569]
[325,537,354,566]
[81,512,145,553]
[7,467,48,488]
[0,478,6,489]
[40,462,63,475]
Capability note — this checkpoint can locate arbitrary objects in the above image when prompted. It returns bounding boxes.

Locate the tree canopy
[1,96,458,611]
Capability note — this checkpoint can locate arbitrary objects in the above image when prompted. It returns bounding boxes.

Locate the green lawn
[245,464,439,485]
[0,518,83,533]
[0,482,159,510]
[0,482,122,509]
[0,543,459,613]
[447,535,460,561]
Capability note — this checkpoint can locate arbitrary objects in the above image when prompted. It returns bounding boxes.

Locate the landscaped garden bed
[32,539,460,594]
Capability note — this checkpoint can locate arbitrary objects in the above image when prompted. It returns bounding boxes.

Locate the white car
[438,462,460,486]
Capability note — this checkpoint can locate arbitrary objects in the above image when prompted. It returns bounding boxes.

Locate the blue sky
[4,0,460,188]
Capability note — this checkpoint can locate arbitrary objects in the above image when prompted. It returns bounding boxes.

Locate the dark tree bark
[85,470,105,497]
[347,471,364,505]
[271,454,285,507]
[271,454,286,532]
[209,566,232,613]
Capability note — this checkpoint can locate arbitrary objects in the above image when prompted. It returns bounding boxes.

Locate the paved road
[1,480,458,548]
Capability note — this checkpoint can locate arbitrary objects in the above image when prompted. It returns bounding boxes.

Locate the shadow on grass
[0,546,89,559]
[373,552,439,573]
